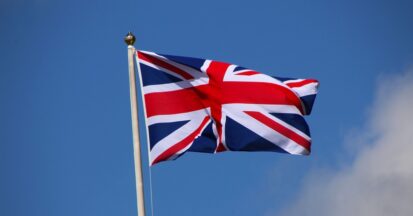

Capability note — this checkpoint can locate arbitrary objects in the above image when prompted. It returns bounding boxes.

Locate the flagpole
[125,32,146,216]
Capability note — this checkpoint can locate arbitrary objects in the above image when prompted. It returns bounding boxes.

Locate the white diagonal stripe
[291,82,319,97]
[138,58,186,80]
[140,51,204,79]
[150,113,209,164]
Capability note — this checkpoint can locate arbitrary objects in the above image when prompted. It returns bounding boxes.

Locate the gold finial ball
[124,32,136,45]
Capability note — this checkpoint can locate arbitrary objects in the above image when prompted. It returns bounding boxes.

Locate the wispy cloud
[275,70,413,216]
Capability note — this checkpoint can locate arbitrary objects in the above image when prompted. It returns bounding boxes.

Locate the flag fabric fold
[136,50,319,165]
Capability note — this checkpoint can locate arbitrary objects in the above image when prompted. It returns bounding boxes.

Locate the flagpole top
[124,32,136,46]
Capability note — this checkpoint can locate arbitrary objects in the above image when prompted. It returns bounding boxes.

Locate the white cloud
[275,70,413,216]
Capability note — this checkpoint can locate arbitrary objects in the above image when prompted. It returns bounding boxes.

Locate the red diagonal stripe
[236,70,260,76]
[138,51,194,79]
[245,111,311,151]
[152,116,211,165]
[286,79,318,88]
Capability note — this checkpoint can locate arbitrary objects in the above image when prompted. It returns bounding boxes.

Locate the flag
[136,51,319,165]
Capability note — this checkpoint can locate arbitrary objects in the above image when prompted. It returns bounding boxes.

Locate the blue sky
[1,1,413,216]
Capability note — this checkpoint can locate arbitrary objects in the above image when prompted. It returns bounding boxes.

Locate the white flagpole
[125,32,146,216]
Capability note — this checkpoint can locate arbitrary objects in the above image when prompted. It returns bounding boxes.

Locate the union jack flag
[136,51,319,165]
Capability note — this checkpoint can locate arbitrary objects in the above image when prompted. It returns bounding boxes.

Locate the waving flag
[136,51,319,165]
